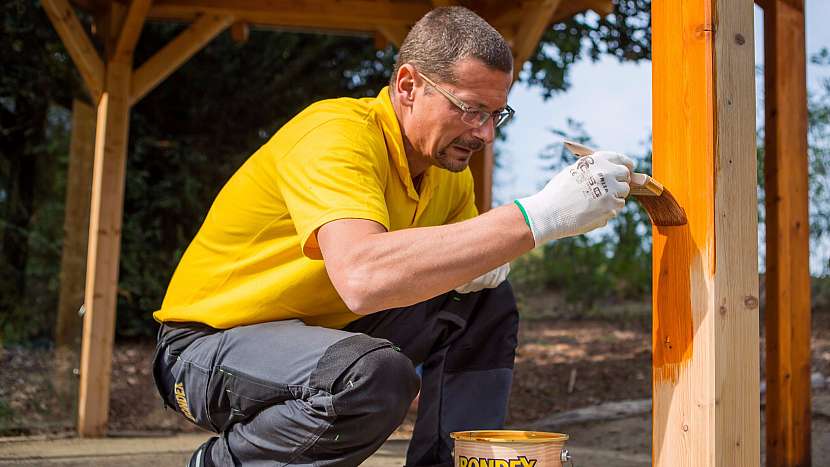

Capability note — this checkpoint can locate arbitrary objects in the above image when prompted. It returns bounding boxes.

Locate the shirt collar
[372,86,431,202]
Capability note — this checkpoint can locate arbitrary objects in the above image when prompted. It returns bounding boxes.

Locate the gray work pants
[152,281,519,467]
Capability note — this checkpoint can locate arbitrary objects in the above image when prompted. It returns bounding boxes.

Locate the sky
[495,1,830,204]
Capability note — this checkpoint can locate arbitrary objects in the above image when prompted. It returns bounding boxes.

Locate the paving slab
[0,431,653,467]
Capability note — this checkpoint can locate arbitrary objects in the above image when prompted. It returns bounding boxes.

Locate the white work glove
[455,263,510,294]
[515,151,634,247]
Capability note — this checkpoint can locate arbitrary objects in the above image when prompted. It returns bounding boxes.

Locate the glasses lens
[460,110,484,127]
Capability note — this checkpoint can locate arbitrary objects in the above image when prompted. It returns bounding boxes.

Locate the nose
[470,117,495,144]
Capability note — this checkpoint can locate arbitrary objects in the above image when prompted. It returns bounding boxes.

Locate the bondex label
[457,456,537,467]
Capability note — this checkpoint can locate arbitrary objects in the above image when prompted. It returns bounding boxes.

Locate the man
[152,6,633,467]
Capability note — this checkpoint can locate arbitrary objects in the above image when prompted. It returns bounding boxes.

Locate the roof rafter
[42,0,105,101]
[147,0,431,32]
[130,13,234,105]
[510,0,563,81]
[113,0,153,61]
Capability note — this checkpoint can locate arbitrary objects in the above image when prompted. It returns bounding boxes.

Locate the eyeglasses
[418,72,515,129]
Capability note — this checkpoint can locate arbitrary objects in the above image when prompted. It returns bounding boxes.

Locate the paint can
[451,430,572,467]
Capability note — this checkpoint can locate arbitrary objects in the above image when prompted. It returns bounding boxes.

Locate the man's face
[408,59,512,172]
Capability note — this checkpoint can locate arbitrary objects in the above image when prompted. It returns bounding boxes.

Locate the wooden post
[75,0,146,436]
[53,99,96,423]
[77,60,132,439]
[469,144,494,212]
[651,0,759,466]
[763,1,812,466]
[56,99,96,351]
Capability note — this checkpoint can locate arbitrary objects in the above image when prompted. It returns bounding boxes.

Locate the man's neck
[390,87,430,182]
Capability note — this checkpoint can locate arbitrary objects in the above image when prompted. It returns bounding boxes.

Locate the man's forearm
[327,204,533,314]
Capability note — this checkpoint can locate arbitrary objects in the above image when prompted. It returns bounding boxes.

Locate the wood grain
[652,0,759,465]
[78,24,133,437]
[42,0,105,101]
[131,14,233,105]
[763,1,812,465]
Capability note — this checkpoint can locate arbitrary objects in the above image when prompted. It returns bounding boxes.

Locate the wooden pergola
[44,0,811,465]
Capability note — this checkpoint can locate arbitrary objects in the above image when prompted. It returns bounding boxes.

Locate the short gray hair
[391,6,513,86]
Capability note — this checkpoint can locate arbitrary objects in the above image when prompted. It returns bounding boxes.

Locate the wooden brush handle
[562,140,663,196]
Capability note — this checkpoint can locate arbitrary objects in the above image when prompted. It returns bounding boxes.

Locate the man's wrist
[513,199,532,230]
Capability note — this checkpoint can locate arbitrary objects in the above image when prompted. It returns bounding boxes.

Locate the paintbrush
[562,140,687,226]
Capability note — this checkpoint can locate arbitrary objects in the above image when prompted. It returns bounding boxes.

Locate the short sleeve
[275,120,390,259]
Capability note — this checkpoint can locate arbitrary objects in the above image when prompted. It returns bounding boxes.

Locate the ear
[394,64,418,109]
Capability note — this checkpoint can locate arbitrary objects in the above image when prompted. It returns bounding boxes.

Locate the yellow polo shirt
[153,87,478,330]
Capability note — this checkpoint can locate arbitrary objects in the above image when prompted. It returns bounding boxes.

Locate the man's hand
[454,263,510,294]
[514,150,634,247]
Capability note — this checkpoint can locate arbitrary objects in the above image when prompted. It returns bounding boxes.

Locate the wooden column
[763,1,812,466]
[651,0,759,466]
[56,99,96,350]
[76,0,151,436]
[469,144,494,212]
[53,99,97,423]
[78,58,132,438]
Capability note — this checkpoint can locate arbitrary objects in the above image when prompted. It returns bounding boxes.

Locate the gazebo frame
[43,1,811,466]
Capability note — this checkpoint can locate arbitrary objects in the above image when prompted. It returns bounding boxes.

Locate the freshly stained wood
[42,0,104,101]
[131,14,234,105]
[652,0,759,465]
[763,1,812,465]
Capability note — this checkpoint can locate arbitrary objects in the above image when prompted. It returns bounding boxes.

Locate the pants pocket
[207,365,293,433]
[167,359,216,432]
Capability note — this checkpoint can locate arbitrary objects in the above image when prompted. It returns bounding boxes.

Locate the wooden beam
[78,58,132,438]
[469,144,493,213]
[131,14,234,105]
[651,0,759,465]
[230,21,250,43]
[552,0,613,20]
[376,25,409,48]
[373,31,389,50]
[486,0,612,35]
[113,0,152,61]
[509,0,562,81]
[147,0,429,30]
[763,1,811,466]
[42,0,105,101]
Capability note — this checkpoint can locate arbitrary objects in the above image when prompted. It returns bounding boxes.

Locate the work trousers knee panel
[302,339,420,464]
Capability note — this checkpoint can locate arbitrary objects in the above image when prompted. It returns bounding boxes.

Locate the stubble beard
[434,137,484,173]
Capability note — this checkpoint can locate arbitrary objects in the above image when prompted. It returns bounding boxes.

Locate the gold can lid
[450,430,569,444]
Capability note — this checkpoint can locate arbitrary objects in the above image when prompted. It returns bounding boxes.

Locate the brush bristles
[634,188,687,226]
